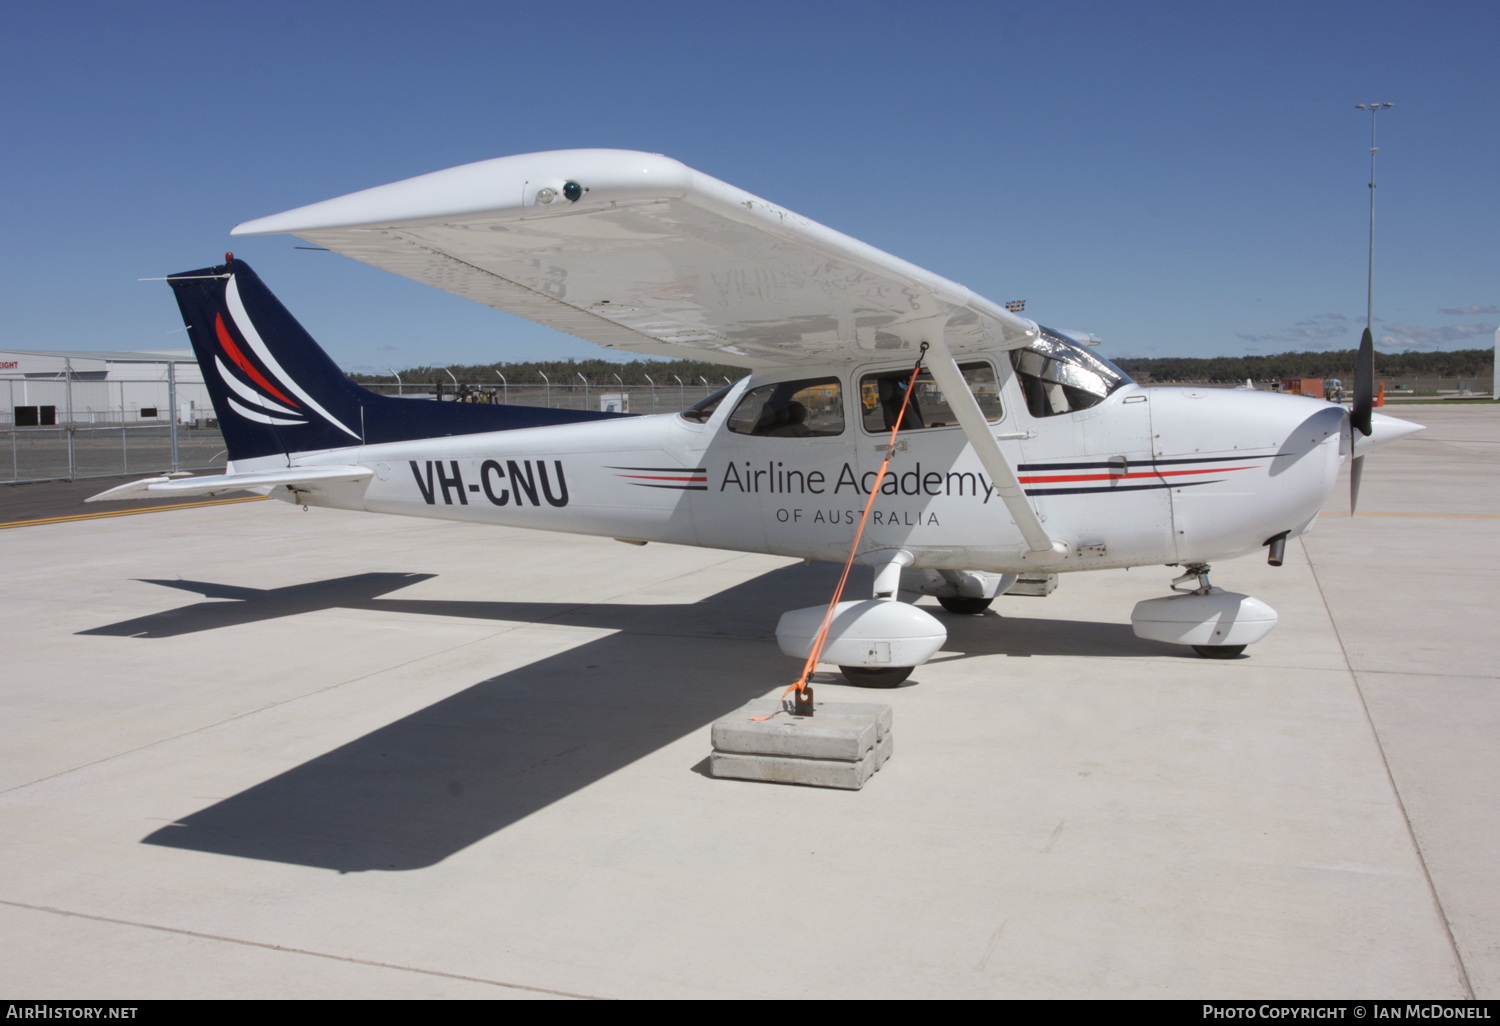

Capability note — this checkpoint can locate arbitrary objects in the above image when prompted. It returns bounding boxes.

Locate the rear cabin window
[725,377,845,437]
[1011,328,1131,417]
[858,362,1002,433]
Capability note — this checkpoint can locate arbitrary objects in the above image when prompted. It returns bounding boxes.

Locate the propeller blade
[1350,454,1365,514]
[1352,327,1374,437]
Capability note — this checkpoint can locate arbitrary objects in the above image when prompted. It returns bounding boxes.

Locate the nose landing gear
[1168,565,1245,656]
[1131,562,1279,658]
[1171,562,1215,594]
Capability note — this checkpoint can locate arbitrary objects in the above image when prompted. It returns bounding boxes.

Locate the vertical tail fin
[170,258,369,462]
[169,257,620,465]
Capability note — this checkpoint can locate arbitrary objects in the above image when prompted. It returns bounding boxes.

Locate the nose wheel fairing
[1131,589,1278,651]
[1131,563,1279,657]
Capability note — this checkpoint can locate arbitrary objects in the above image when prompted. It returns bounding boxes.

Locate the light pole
[577,371,588,411]
[1355,102,1394,338]
[539,371,550,408]
[388,367,402,396]
[166,359,177,473]
[65,357,76,479]
[496,371,507,404]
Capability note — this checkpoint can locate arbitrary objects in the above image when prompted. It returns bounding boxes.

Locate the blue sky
[2,0,1495,370]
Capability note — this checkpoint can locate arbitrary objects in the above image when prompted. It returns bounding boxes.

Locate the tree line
[1112,348,1494,383]
[350,348,1495,387]
[351,357,747,387]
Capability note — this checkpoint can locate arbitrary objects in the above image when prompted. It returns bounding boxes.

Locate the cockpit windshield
[1011,327,1133,417]
[679,383,736,424]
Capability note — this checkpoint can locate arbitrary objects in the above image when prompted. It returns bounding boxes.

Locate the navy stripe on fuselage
[1023,479,1223,497]
[606,465,709,473]
[1016,454,1273,472]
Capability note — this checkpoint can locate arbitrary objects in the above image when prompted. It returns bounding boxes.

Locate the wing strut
[918,320,1068,565]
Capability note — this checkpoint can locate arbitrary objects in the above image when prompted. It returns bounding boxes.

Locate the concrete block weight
[708,700,893,790]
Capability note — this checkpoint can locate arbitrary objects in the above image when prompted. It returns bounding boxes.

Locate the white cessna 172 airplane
[94,149,1422,685]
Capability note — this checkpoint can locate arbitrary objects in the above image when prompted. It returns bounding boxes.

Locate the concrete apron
[0,408,1493,998]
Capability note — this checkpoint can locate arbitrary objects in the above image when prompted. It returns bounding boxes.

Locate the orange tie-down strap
[755,343,929,719]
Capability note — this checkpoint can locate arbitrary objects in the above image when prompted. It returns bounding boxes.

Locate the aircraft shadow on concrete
[123,565,1175,873]
[82,569,818,641]
[935,609,1185,660]
[82,571,1178,659]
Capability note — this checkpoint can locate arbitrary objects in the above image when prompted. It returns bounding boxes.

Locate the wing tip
[227,149,692,237]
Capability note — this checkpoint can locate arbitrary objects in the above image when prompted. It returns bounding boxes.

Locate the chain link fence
[2,376,225,484]
[362,379,732,415]
[1372,377,1491,397]
[3,375,731,484]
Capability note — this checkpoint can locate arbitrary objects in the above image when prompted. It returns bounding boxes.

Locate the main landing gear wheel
[1192,645,1247,659]
[839,665,914,687]
[937,595,993,615]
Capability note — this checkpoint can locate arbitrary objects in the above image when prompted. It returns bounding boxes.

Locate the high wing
[231,149,1038,368]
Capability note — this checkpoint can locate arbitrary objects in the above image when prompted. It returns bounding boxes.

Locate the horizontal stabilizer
[86,466,374,502]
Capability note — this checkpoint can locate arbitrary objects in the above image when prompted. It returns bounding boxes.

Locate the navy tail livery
[169,257,617,464]
[95,150,1424,679]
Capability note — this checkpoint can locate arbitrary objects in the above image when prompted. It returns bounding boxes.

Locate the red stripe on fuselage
[215,313,299,409]
[1018,466,1257,485]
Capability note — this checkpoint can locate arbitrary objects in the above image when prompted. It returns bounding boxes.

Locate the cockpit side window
[858,362,1002,433]
[725,377,845,437]
[679,383,736,424]
[1011,327,1132,417]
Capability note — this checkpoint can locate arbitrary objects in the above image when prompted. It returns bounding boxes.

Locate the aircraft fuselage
[243,361,1365,576]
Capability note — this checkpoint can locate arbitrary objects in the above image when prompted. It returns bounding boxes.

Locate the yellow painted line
[1320,511,1500,518]
[0,494,269,530]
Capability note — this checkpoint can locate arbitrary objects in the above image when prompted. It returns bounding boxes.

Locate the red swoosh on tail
[216,313,299,408]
